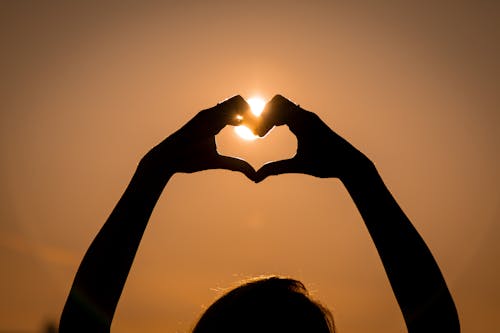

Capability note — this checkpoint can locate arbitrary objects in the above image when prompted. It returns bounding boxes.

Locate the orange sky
[1,1,499,332]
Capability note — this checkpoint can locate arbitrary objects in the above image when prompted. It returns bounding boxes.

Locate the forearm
[60,156,173,332]
[341,160,459,333]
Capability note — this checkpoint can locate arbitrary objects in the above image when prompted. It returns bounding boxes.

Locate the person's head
[192,276,335,333]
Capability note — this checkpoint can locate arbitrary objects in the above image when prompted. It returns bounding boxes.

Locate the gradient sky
[1,1,499,332]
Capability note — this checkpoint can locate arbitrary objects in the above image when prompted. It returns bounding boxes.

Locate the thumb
[254,158,303,183]
[213,155,256,181]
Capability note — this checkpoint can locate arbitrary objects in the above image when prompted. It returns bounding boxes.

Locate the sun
[247,97,266,116]
[234,96,266,140]
[234,125,258,140]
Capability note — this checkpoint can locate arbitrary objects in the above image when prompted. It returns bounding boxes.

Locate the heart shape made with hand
[209,94,344,182]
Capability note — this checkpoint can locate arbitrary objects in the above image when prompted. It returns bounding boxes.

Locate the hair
[192,276,335,333]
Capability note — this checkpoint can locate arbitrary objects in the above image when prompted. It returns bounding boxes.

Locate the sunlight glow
[235,125,258,141]
[234,96,266,141]
[247,97,266,116]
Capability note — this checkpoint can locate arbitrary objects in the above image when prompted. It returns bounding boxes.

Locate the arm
[342,160,459,333]
[254,95,460,333]
[59,96,254,333]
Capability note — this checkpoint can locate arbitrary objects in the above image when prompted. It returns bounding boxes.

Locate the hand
[142,95,256,180]
[253,95,370,182]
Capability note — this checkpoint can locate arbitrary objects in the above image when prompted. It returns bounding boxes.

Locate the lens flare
[247,97,266,116]
[234,96,266,140]
[235,125,258,140]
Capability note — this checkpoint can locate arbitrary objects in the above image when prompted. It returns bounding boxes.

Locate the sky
[0,1,499,332]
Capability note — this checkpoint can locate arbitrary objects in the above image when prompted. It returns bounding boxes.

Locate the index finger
[195,95,252,136]
[255,95,310,137]
[213,95,253,128]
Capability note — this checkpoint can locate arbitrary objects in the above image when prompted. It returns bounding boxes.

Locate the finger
[256,95,309,137]
[183,96,250,140]
[213,95,253,130]
[254,158,304,183]
[255,95,291,136]
[212,155,256,181]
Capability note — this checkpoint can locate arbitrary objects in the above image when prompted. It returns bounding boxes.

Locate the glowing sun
[247,97,266,116]
[235,96,266,140]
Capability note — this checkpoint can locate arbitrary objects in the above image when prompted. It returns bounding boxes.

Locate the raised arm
[59,96,255,333]
[253,95,460,333]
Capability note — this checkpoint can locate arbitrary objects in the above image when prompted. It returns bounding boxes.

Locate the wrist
[339,153,378,186]
[138,148,176,182]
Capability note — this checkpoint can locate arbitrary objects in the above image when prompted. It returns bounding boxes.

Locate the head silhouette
[193,276,335,333]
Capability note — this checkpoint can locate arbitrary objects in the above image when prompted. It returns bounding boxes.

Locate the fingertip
[228,94,244,102]
[219,95,248,110]
[256,124,274,137]
[220,156,257,179]
[254,175,267,183]
[271,94,285,102]
[269,94,293,107]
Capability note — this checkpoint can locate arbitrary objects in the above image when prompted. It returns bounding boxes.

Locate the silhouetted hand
[254,95,369,182]
[142,95,256,180]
